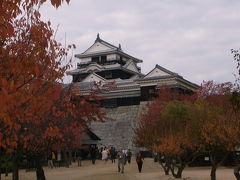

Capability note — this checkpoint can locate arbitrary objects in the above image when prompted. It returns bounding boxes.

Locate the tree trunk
[5,167,8,176]
[234,167,240,180]
[69,150,72,165]
[160,161,170,175]
[210,164,217,180]
[159,155,170,175]
[209,152,218,180]
[12,162,19,180]
[170,157,185,179]
[171,164,185,178]
[36,158,46,180]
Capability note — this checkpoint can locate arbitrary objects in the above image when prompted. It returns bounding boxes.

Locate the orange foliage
[0,0,107,154]
[195,81,240,152]
[155,134,192,157]
[135,82,240,158]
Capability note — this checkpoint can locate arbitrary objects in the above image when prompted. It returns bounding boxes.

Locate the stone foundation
[90,101,148,152]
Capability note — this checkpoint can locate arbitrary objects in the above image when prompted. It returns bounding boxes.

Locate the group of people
[47,151,56,169]
[87,145,145,174]
[47,151,64,168]
[91,145,144,174]
[48,145,144,174]
[100,146,118,163]
[117,149,144,173]
[100,147,132,163]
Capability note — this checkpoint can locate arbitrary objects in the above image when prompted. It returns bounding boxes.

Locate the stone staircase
[90,101,148,151]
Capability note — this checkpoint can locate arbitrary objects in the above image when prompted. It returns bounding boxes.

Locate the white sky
[40,0,240,85]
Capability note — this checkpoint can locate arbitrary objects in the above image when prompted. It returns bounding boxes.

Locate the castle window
[101,56,107,63]
[105,72,112,79]
[149,89,155,94]
[92,56,99,63]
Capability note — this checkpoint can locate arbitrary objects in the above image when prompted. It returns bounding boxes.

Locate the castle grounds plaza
[1,158,236,180]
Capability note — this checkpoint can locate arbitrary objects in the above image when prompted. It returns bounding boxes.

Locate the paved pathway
[1,158,236,180]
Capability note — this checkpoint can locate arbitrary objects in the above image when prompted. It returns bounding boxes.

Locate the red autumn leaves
[134,81,240,179]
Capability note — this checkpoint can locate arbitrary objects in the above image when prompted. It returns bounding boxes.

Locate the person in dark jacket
[126,149,132,164]
[110,147,116,163]
[136,152,144,173]
[47,152,53,168]
[76,150,82,167]
[89,145,97,164]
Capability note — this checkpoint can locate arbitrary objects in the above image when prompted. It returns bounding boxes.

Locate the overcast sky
[41,0,240,85]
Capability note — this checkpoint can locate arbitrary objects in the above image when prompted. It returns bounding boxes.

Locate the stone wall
[90,101,148,152]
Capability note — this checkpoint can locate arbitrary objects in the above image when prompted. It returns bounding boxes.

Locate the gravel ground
[1,158,236,180]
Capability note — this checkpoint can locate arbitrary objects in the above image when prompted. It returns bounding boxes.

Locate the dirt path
[1,158,236,180]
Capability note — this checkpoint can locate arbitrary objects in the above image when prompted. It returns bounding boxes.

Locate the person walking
[56,151,62,167]
[110,147,116,163]
[136,152,144,173]
[126,149,132,164]
[47,152,53,169]
[117,150,126,173]
[76,149,82,167]
[89,145,97,164]
[52,151,56,168]
[101,147,108,162]
[98,147,103,160]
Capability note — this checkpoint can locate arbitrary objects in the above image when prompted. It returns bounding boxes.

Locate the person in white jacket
[101,147,108,162]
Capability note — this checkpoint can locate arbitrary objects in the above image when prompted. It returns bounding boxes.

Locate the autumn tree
[135,88,199,178]
[134,88,175,151]
[19,84,107,180]
[135,82,240,180]
[189,81,239,180]
[0,1,108,180]
[155,100,201,178]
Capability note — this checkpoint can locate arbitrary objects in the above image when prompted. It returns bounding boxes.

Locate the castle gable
[144,64,176,78]
[83,42,115,54]
[124,60,139,73]
[82,34,118,55]
[82,73,106,82]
